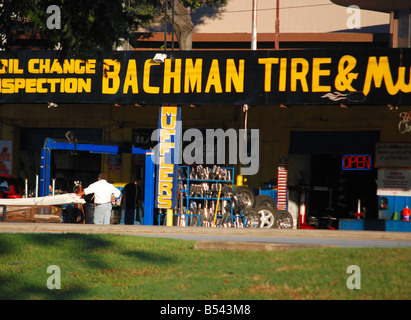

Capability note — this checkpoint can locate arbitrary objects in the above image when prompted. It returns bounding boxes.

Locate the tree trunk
[161,0,194,50]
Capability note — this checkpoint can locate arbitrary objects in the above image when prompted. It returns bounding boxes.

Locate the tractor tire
[233,186,255,208]
[254,194,277,209]
[274,210,293,229]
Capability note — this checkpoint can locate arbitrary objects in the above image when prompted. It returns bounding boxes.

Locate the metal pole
[127,0,130,50]
[171,0,175,52]
[35,175,39,197]
[164,0,167,50]
[251,0,257,50]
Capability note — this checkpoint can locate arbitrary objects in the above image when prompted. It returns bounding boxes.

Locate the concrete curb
[0,222,410,241]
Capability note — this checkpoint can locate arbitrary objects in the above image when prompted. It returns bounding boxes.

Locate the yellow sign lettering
[279,58,287,91]
[85,60,96,74]
[63,59,75,73]
[102,59,121,94]
[184,59,202,93]
[363,56,411,96]
[334,55,358,91]
[205,59,223,93]
[226,59,244,93]
[14,78,25,93]
[163,59,182,94]
[159,165,173,182]
[0,59,8,74]
[157,193,172,208]
[258,58,279,92]
[36,78,47,93]
[123,59,139,94]
[0,59,24,74]
[25,78,37,93]
[49,60,63,74]
[28,59,40,74]
[160,128,176,143]
[161,106,178,129]
[290,58,309,92]
[312,57,331,92]
[159,182,173,197]
[143,59,160,94]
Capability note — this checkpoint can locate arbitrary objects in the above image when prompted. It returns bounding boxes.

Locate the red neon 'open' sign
[342,154,372,170]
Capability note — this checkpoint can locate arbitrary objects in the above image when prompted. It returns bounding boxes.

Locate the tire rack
[174,165,239,227]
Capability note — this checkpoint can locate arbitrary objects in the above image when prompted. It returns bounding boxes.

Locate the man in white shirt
[77,173,121,224]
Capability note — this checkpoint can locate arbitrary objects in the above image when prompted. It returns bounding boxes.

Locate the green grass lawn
[0,233,409,300]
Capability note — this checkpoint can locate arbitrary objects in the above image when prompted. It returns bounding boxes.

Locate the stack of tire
[233,186,293,229]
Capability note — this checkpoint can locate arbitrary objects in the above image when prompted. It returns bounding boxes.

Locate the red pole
[275,0,280,50]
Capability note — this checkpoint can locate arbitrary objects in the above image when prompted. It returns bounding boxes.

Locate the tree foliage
[1,0,155,56]
[0,0,226,54]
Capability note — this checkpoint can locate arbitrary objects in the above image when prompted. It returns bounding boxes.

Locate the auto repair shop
[0,49,410,230]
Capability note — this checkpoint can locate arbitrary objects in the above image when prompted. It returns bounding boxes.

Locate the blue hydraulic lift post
[143,150,155,225]
[39,148,51,197]
[39,148,45,196]
[40,138,155,225]
[46,148,51,196]
[133,147,156,225]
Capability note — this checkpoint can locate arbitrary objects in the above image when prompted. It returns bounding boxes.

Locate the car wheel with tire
[233,186,255,208]
[244,208,260,228]
[255,204,277,228]
[254,194,276,209]
[274,210,293,229]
